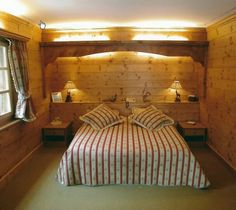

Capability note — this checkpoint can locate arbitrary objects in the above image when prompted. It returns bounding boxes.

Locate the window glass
[0,70,9,91]
[0,40,13,121]
[0,46,7,67]
[0,92,11,116]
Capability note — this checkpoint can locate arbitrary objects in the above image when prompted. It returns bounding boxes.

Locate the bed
[56,114,210,189]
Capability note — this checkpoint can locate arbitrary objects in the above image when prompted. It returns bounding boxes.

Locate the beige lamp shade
[64,81,77,90]
[170,80,182,90]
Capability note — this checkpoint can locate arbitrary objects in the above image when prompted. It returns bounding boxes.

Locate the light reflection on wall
[136,52,167,59]
[133,34,188,41]
[53,34,110,41]
[0,21,4,29]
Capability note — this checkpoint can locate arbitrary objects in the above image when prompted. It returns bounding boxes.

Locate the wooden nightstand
[42,122,73,146]
[177,121,207,144]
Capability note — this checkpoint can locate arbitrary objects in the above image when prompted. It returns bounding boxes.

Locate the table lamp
[170,80,182,102]
[64,81,77,102]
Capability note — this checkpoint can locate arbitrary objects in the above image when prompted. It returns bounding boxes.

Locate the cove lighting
[132,28,188,32]
[53,34,110,41]
[47,21,115,30]
[133,34,188,41]
[0,0,28,16]
[82,52,115,58]
[0,21,4,29]
[136,52,167,59]
[129,20,197,28]
[46,20,198,30]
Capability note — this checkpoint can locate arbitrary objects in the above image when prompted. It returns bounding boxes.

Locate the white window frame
[0,40,14,125]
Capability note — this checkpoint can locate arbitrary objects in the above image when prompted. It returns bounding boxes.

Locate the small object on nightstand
[50,117,62,125]
[186,120,196,125]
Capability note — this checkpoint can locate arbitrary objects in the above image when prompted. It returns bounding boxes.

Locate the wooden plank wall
[42,27,207,42]
[47,52,204,103]
[50,102,199,132]
[0,12,50,187]
[46,51,204,133]
[205,14,236,170]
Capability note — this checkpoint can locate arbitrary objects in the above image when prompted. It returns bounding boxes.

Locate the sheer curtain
[7,39,36,122]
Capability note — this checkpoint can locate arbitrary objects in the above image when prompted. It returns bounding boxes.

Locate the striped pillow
[131,105,174,131]
[80,104,124,130]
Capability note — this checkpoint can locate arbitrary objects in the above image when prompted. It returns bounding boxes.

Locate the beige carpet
[0,146,236,210]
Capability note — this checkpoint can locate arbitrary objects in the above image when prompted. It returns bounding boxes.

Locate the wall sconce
[64,81,77,102]
[170,81,182,102]
[39,20,46,29]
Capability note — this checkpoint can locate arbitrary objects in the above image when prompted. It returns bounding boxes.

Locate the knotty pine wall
[42,27,207,42]
[205,14,236,170]
[0,12,50,188]
[47,52,203,103]
[46,51,205,132]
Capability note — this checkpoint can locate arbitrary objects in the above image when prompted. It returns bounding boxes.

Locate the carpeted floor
[0,146,236,210]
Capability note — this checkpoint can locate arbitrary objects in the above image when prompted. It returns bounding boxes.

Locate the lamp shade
[64,81,77,90]
[170,81,182,90]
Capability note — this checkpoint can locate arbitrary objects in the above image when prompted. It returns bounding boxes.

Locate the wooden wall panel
[47,52,203,104]
[205,14,236,170]
[42,27,207,42]
[0,12,50,185]
[50,102,199,133]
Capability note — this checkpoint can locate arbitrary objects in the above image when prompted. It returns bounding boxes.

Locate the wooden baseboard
[207,142,236,172]
[0,143,42,191]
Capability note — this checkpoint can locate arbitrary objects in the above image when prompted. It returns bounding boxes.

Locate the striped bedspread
[56,118,210,188]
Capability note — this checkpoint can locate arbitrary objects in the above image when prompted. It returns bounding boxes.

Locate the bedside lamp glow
[64,81,77,102]
[170,81,182,102]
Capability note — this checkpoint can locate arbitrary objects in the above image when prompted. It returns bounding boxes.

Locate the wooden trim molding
[40,40,208,67]
[0,29,30,41]
[40,40,208,97]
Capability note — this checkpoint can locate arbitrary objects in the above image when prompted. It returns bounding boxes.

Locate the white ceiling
[4,0,236,28]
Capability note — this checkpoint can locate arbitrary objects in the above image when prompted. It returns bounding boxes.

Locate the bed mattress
[56,118,210,188]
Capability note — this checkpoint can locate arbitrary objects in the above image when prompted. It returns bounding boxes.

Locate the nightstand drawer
[184,128,205,136]
[44,129,65,136]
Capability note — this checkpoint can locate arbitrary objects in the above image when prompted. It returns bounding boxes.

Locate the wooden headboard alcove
[40,38,208,132]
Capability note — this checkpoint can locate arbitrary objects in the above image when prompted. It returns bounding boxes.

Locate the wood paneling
[40,40,209,68]
[0,12,50,187]
[42,27,207,42]
[205,13,236,170]
[50,102,199,133]
[46,52,203,104]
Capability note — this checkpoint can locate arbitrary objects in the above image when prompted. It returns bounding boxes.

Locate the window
[0,40,13,124]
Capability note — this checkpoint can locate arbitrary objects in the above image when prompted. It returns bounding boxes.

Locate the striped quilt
[56,118,210,189]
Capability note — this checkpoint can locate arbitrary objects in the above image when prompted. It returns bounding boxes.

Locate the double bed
[56,113,210,189]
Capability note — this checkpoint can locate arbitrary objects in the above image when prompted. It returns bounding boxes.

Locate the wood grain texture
[50,102,199,133]
[205,13,236,169]
[45,52,204,104]
[40,40,209,68]
[0,13,50,184]
[42,27,207,42]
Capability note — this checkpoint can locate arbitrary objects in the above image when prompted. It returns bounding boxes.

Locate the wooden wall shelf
[40,40,208,67]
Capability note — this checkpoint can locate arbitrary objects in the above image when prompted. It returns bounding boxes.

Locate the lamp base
[175,90,181,102]
[175,97,181,102]
[65,93,72,102]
